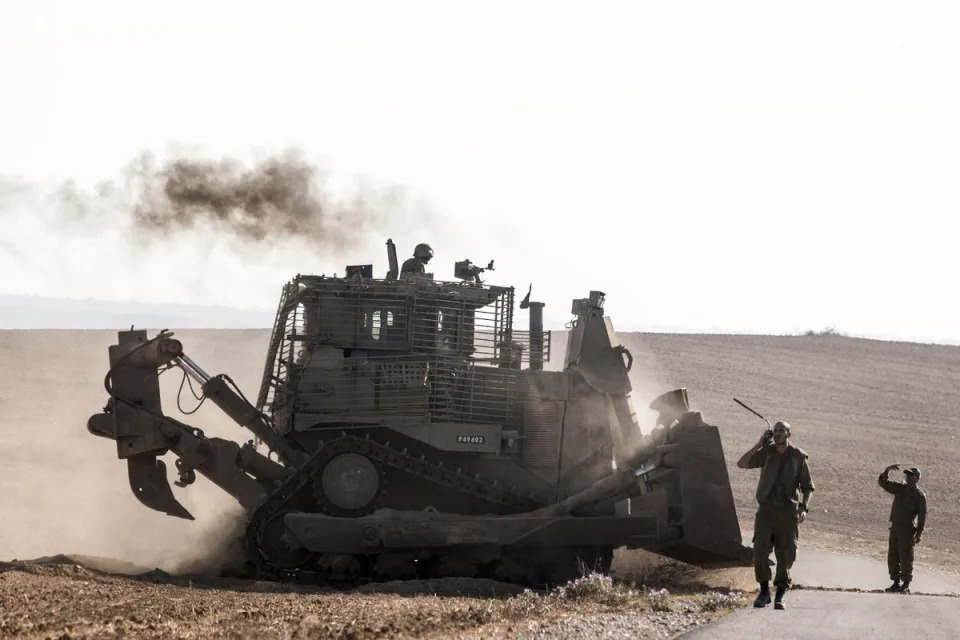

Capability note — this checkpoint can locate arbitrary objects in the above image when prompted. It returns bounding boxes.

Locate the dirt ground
[0,552,749,639]
[1,328,958,638]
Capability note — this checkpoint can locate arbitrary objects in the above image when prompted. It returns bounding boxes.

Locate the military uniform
[879,470,926,586]
[400,257,426,277]
[745,442,815,587]
[400,243,434,279]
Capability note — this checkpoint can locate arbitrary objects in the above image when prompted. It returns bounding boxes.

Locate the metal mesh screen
[257,275,543,431]
[512,330,552,364]
[272,353,519,431]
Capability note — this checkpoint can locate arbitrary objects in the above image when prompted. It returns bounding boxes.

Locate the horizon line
[2,292,958,347]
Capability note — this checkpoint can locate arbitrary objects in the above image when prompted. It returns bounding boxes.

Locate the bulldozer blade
[127,454,194,520]
[658,418,751,567]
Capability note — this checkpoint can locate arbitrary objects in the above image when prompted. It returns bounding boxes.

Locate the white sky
[1,1,959,343]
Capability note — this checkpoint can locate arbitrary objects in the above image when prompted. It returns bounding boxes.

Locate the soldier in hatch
[400,243,434,278]
[878,463,927,594]
[736,420,815,611]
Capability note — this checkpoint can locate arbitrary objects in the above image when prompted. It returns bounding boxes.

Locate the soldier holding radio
[737,420,815,610]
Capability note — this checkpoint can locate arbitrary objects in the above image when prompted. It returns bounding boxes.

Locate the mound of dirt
[611,549,756,593]
[2,553,155,575]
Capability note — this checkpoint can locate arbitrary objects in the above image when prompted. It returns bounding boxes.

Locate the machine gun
[454,258,495,284]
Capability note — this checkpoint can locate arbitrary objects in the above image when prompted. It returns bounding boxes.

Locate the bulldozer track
[245,433,548,586]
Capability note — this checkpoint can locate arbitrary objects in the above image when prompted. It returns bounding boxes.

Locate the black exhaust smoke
[2,147,438,255]
[127,148,418,248]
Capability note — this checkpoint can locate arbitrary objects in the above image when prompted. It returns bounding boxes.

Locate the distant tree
[801,326,845,337]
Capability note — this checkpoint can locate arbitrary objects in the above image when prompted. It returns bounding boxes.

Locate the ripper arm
[88,329,304,520]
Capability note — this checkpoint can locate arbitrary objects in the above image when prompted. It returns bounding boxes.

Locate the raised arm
[878,463,902,494]
[737,431,771,469]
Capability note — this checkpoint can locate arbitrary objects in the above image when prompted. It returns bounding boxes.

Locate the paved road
[677,590,960,639]
[675,547,960,639]
[791,548,960,595]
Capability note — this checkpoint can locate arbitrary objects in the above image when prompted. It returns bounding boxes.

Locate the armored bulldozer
[87,239,749,585]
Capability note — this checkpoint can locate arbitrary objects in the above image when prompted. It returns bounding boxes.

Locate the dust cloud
[166,504,251,575]
[545,330,675,435]
[619,334,676,432]
[0,329,272,575]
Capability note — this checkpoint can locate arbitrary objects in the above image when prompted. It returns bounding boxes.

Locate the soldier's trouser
[753,505,799,587]
[888,524,916,582]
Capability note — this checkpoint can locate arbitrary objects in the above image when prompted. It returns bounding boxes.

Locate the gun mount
[86,239,749,586]
[454,258,495,285]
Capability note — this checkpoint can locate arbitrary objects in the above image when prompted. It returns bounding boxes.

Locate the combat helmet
[649,388,690,427]
[414,243,434,261]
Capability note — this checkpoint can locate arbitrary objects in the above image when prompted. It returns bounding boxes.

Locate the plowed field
[2,329,957,638]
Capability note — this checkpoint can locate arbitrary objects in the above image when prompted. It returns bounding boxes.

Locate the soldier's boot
[753,582,771,608]
[885,580,902,592]
[899,580,911,594]
[774,585,787,610]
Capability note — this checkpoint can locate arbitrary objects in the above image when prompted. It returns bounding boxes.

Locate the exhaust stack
[529,302,545,370]
[520,285,546,371]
